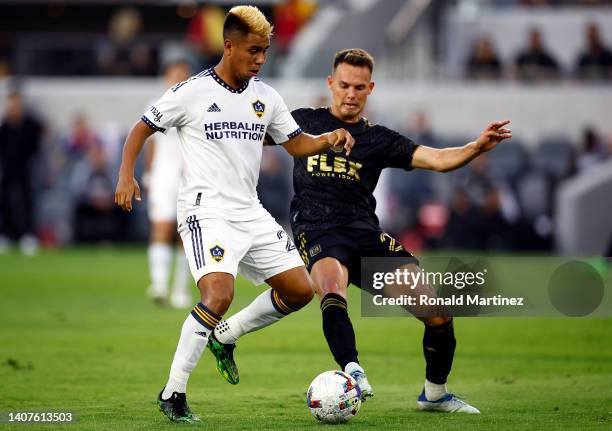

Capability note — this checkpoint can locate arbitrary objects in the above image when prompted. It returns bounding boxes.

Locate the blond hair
[225,5,273,38]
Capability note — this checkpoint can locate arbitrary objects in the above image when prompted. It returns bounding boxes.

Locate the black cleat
[157,389,200,423]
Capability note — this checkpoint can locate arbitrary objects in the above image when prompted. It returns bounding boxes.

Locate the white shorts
[178,212,304,286]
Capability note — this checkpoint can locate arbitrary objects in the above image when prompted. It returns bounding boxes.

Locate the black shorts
[294,227,419,288]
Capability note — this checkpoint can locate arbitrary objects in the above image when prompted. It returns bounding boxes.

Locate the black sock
[321,293,358,370]
[423,319,456,384]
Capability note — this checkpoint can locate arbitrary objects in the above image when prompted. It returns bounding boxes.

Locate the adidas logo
[207,103,221,112]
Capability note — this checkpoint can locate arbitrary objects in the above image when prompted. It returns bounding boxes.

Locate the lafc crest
[252,100,265,118]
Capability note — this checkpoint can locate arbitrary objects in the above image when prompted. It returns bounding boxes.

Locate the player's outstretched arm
[411,120,512,172]
[282,128,355,157]
[115,120,156,212]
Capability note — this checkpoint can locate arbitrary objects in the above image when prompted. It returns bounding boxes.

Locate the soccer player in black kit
[290,49,512,414]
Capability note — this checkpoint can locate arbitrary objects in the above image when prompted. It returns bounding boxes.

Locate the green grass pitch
[1,248,611,430]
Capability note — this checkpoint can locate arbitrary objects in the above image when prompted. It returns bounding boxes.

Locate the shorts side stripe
[195,219,205,268]
[187,216,202,269]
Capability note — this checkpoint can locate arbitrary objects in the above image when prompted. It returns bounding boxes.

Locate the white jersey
[141,68,302,222]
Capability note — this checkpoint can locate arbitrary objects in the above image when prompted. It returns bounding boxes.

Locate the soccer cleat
[345,362,374,400]
[157,389,200,423]
[417,389,480,414]
[208,332,239,385]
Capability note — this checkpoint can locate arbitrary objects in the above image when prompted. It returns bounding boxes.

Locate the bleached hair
[226,5,273,37]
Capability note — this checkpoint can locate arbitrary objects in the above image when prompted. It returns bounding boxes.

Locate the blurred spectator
[388,111,438,226]
[70,141,126,243]
[64,114,102,162]
[386,112,443,240]
[0,89,44,255]
[575,22,612,81]
[514,28,560,81]
[257,149,291,228]
[465,36,503,80]
[463,155,495,208]
[96,7,156,76]
[445,188,482,250]
[405,110,439,148]
[456,155,514,249]
[185,5,225,70]
[577,127,608,172]
[273,0,317,56]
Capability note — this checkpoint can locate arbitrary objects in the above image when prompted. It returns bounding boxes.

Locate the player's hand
[474,120,512,153]
[328,128,355,156]
[115,175,141,212]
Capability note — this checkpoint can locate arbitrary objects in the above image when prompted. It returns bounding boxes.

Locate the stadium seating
[532,138,575,181]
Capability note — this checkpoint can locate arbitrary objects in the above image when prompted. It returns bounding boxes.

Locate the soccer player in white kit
[115,5,354,423]
[145,60,193,309]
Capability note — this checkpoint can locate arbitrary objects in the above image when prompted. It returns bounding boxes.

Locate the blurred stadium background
[1,2,612,430]
[1,0,611,257]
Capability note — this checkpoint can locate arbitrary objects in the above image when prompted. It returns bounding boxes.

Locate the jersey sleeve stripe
[141,115,166,133]
[287,128,302,140]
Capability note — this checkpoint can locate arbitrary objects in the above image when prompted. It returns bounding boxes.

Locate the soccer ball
[306,370,362,424]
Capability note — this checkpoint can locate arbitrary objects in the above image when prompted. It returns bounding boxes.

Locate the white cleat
[417,389,480,414]
[345,362,374,400]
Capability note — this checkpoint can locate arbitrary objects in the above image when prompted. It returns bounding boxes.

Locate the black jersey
[290,107,417,232]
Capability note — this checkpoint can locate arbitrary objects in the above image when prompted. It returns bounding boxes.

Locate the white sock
[424,379,447,401]
[171,248,191,296]
[161,313,212,398]
[148,242,172,296]
[214,288,289,345]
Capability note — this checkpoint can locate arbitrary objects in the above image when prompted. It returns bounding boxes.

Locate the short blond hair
[224,5,273,39]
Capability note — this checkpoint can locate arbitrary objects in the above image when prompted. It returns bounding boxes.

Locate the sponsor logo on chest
[203,121,266,141]
[202,100,267,141]
[306,154,363,181]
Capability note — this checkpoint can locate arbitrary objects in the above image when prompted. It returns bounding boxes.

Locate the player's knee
[316,277,346,298]
[198,279,234,314]
[295,278,316,306]
[204,289,234,313]
[284,278,315,310]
